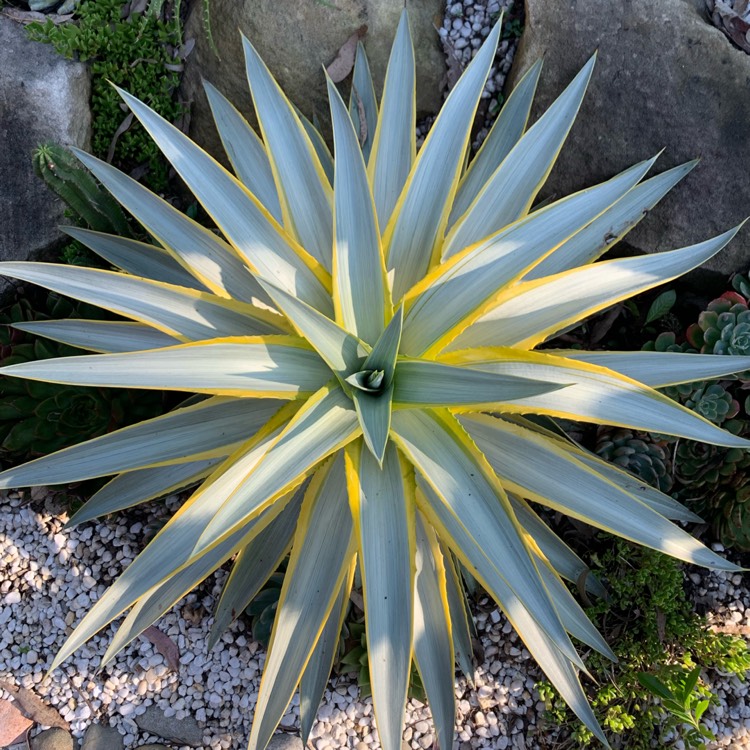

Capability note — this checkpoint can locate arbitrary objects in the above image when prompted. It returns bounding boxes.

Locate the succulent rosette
[0,12,749,749]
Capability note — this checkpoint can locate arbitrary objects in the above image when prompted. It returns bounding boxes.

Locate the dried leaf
[141,626,180,672]
[0,699,32,746]
[439,32,465,91]
[326,25,367,83]
[0,7,73,24]
[107,112,135,164]
[0,681,68,731]
[352,86,368,146]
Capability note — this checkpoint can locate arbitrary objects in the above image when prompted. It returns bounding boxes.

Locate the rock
[29,728,75,750]
[81,723,124,750]
[181,0,445,156]
[134,705,203,747]
[0,698,32,746]
[0,16,91,292]
[267,735,304,750]
[509,0,750,283]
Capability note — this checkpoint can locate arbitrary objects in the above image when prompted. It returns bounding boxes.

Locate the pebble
[80,723,124,750]
[29,728,74,750]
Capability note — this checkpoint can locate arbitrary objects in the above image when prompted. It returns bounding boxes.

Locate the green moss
[26,0,183,191]
[537,537,750,748]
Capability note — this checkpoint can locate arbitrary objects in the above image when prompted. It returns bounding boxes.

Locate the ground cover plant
[1,10,749,750]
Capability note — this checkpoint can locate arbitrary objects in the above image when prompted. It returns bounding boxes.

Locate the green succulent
[681,382,740,425]
[642,331,694,354]
[595,428,673,494]
[711,483,750,551]
[732,272,750,300]
[687,293,750,356]
[1,12,749,750]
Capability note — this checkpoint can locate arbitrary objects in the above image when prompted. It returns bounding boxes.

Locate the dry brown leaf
[0,7,73,24]
[0,699,33,746]
[326,25,367,83]
[141,626,180,672]
[0,681,68,731]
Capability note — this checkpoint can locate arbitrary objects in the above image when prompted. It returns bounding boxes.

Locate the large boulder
[509,0,750,281]
[180,0,445,157]
[0,16,91,285]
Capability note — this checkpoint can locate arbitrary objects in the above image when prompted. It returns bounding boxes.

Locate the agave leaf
[461,413,740,570]
[50,420,291,672]
[413,513,455,750]
[0,336,330,398]
[69,458,223,527]
[12,320,179,354]
[391,408,582,668]
[299,565,354,744]
[203,80,283,223]
[509,494,607,598]
[385,21,501,300]
[447,59,544,233]
[443,348,750,448]
[207,491,304,649]
[0,262,280,342]
[328,75,388,345]
[102,495,300,668]
[241,36,334,270]
[444,55,595,258]
[248,455,355,750]
[193,384,361,557]
[346,441,415,750]
[536,561,615,660]
[526,161,698,279]
[0,396,284,488]
[294,105,335,187]
[367,10,415,227]
[507,414,701,523]
[557,350,750,387]
[63,227,209,292]
[415,479,607,745]
[255,279,368,379]
[351,387,393,466]
[71,151,272,306]
[400,157,656,356]
[112,91,333,314]
[392,358,567,407]
[348,41,378,162]
[452,225,743,351]
[441,543,475,681]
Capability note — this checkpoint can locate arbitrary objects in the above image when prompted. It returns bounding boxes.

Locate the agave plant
[1,11,749,749]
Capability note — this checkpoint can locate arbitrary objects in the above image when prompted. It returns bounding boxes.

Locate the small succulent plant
[687,292,750,357]
[595,428,673,494]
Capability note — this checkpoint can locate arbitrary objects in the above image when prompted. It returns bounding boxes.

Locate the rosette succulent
[1,12,749,749]
[595,428,673,494]
[687,292,750,356]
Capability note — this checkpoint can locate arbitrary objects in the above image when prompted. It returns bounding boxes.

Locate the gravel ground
[1,485,749,750]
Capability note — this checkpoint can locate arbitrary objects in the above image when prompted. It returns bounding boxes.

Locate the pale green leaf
[113,89,333,314]
[413,513,455,750]
[12,320,179,354]
[295,106,335,187]
[447,59,543,232]
[328,75,387,345]
[392,358,566,407]
[461,413,740,570]
[208,492,304,649]
[391,409,582,667]
[0,262,277,341]
[242,37,334,270]
[363,305,403,384]
[352,386,393,465]
[0,396,282,488]
[557,350,750,388]
[0,336,330,397]
[300,572,352,744]
[525,161,697,279]
[444,55,595,259]
[385,21,501,300]
[193,384,361,557]
[69,458,222,527]
[368,10,415,227]
[348,441,414,750]
[401,157,655,356]
[348,41,378,162]
[203,80,283,222]
[71,150,272,306]
[249,455,354,750]
[452,225,743,351]
[441,543,475,681]
[63,227,208,291]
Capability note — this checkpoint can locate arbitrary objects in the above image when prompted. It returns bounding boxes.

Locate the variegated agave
[1,11,748,749]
